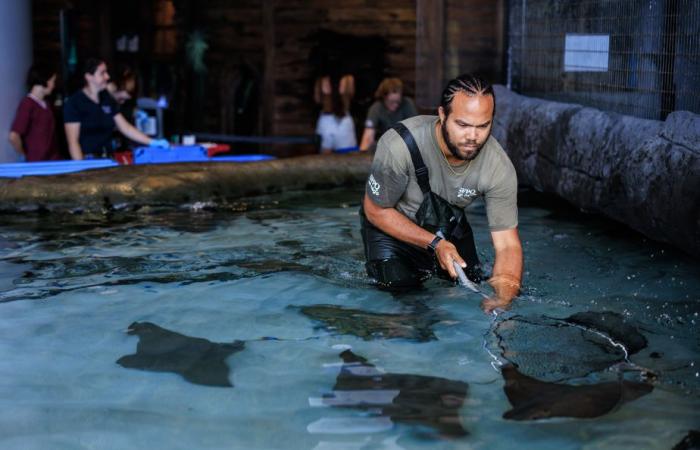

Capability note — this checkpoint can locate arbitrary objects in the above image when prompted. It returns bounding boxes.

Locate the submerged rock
[117,321,244,387]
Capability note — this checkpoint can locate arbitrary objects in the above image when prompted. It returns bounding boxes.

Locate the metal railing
[508,0,699,120]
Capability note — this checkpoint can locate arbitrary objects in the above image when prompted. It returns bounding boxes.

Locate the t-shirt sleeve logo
[368,174,381,196]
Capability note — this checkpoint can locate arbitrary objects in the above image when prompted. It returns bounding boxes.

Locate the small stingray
[117,322,244,387]
[502,365,653,420]
[565,311,647,354]
[299,304,439,342]
[323,350,468,437]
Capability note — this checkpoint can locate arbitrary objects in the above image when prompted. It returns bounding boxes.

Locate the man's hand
[480,274,521,314]
[434,239,466,279]
[480,296,512,314]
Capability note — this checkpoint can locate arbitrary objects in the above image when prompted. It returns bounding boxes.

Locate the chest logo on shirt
[368,175,381,196]
[457,187,478,199]
[102,105,112,114]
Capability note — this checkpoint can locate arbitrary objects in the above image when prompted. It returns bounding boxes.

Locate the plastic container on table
[132,145,209,164]
[210,155,275,163]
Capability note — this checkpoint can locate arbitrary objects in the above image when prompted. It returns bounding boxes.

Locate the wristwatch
[427,235,443,254]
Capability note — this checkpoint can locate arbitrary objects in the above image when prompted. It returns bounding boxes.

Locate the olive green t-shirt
[365,97,418,140]
[365,115,518,231]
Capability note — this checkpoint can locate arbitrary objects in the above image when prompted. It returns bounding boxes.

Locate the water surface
[0,189,698,450]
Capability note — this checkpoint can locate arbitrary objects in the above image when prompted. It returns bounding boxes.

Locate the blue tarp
[0,159,119,178]
[0,148,276,178]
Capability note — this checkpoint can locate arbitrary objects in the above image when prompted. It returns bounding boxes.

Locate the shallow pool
[0,188,698,450]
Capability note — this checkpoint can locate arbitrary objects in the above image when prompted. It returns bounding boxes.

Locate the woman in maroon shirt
[9,65,60,162]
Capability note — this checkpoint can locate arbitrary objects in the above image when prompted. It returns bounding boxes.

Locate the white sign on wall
[564,34,610,72]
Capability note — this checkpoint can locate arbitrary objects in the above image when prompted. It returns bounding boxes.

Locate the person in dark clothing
[9,65,61,162]
[63,58,167,160]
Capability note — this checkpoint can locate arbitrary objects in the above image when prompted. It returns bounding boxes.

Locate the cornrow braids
[440,74,494,116]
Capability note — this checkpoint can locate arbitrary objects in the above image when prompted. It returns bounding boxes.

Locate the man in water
[360,74,522,312]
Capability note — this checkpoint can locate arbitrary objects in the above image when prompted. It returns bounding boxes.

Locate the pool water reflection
[0,188,698,450]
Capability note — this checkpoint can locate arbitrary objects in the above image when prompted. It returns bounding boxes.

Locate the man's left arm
[482,228,523,313]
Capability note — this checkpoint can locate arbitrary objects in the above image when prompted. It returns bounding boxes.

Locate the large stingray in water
[299,304,440,342]
[502,365,653,420]
[492,311,648,382]
[117,322,245,387]
[315,349,469,437]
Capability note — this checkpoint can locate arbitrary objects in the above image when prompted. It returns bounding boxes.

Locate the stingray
[672,430,700,450]
[565,311,647,354]
[501,364,653,420]
[117,322,245,387]
[492,311,648,382]
[299,304,440,342]
[320,349,468,437]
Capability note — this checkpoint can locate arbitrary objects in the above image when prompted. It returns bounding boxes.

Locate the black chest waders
[360,123,483,290]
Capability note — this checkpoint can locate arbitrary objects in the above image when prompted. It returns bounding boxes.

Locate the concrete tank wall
[0,1,33,163]
[492,85,700,257]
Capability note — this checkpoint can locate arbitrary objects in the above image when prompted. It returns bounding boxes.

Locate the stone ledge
[0,153,372,213]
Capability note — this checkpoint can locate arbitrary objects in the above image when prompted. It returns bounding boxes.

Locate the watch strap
[427,235,443,253]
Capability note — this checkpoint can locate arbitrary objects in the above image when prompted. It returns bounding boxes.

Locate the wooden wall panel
[445,0,506,85]
[269,0,417,142]
[32,1,417,150]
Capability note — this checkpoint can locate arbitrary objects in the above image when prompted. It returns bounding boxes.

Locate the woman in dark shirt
[64,58,167,160]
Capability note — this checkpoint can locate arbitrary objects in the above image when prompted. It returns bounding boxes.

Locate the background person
[64,58,167,160]
[9,65,61,162]
[359,77,417,152]
[314,73,357,153]
[106,66,138,122]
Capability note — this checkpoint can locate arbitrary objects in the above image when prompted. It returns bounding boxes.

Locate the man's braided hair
[440,74,494,116]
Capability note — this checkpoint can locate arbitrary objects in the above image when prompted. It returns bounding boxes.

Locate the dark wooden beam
[99,1,112,64]
[416,0,444,110]
[262,0,275,136]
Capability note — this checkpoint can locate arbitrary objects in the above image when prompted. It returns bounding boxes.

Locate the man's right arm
[359,128,375,151]
[360,103,380,151]
[64,123,83,160]
[363,193,466,278]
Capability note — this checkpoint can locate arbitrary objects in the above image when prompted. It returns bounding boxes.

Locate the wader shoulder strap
[392,122,430,194]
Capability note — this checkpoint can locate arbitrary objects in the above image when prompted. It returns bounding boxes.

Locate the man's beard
[441,120,487,161]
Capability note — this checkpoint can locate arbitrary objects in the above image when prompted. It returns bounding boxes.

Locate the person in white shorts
[314,73,357,153]
[316,113,356,152]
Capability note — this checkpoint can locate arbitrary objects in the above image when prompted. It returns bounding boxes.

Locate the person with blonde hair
[359,77,417,151]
